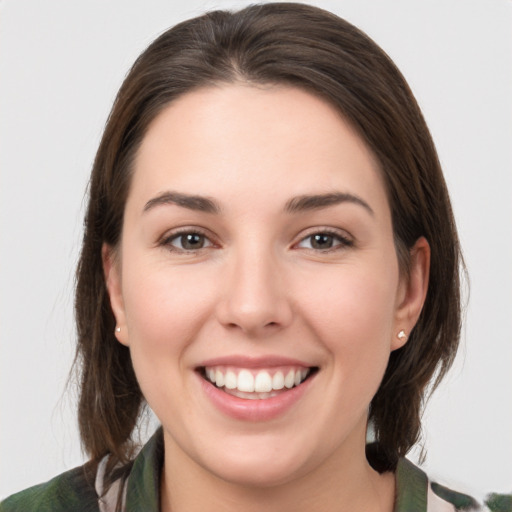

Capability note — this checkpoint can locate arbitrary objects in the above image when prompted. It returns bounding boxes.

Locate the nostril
[224,320,281,332]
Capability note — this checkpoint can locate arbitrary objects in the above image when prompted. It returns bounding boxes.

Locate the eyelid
[156,225,353,253]
[293,227,354,251]
[158,226,218,252]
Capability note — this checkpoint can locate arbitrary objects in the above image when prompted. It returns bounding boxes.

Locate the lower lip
[197,372,315,422]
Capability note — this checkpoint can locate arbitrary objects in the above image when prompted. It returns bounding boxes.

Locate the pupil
[312,234,333,249]
[182,233,203,249]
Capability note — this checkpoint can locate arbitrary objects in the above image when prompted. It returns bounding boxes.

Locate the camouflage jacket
[0,429,487,511]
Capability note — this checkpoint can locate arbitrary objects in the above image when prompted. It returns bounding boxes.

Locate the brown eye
[167,232,212,251]
[310,233,335,249]
[297,231,353,251]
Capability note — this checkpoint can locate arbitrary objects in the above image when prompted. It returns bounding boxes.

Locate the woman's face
[105,84,428,487]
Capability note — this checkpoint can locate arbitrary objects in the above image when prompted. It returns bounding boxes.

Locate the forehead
[129,84,389,217]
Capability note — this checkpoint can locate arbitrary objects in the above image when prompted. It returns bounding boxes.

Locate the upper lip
[197,355,315,369]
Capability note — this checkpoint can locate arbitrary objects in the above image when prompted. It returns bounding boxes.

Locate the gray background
[1,0,511,502]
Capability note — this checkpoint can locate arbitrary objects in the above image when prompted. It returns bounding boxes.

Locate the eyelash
[294,229,354,253]
[158,227,354,254]
[159,228,215,253]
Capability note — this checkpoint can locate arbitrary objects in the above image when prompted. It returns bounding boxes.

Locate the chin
[193,434,318,489]
[210,456,308,489]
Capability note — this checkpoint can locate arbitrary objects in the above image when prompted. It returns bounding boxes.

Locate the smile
[202,366,313,399]
[196,357,319,421]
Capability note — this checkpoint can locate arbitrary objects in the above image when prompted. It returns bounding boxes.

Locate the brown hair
[75,2,462,474]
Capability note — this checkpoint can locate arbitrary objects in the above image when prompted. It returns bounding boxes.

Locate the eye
[163,231,213,252]
[296,231,353,251]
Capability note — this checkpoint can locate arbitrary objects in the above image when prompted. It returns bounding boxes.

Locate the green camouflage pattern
[2,429,502,511]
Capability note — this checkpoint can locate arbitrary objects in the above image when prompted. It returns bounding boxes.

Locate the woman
[0,3,491,511]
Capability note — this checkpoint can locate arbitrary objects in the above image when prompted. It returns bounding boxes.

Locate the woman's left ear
[392,237,430,350]
[102,243,129,346]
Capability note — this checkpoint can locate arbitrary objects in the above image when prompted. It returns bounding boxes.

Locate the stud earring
[115,326,121,333]
[397,330,407,341]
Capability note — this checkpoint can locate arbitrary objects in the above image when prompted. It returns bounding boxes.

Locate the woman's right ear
[102,243,129,346]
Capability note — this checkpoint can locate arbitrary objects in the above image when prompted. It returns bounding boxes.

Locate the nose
[215,247,293,337]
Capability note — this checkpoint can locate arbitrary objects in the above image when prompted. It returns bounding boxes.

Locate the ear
[102,243,129,346]
[392,237,430,351]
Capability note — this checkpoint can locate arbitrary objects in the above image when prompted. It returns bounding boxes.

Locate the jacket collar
[124,428,428,512]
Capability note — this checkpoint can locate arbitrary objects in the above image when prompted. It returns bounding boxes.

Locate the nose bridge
[217,237,292,334]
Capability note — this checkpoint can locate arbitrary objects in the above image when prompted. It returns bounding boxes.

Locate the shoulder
[0,429,164,512]
[428,481,482,511]
[0,462,99,512]
[430,483,512,512]
[396,458,485,512]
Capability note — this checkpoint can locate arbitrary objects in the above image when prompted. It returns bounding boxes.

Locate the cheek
[118,258,220,419]
[121,258,217,356]
[299,263,399,369]
[305,264,397,327]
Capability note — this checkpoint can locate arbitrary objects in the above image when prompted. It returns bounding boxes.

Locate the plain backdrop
[1,0,511,503]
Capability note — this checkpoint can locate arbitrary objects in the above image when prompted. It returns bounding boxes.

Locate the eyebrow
[143,191,221,214]
[143,190,373,217]
[284,192,374,216]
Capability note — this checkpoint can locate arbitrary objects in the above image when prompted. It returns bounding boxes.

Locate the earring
[397,330,407,341]
[115,326,121,333]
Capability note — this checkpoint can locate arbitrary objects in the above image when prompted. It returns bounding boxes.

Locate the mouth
[198,365,318,400]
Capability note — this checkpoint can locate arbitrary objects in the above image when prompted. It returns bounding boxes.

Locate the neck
[159,430,395,512]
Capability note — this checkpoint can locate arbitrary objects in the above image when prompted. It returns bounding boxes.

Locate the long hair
[75,2,462,475]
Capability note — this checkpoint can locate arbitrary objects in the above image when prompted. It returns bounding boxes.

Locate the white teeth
[237,370,255,392]
[224,370,237,390]
[215,369,224,387]
[254,371,272,393]
[205,367,311,396]
[272,371,285,390]
[284,370,295,389]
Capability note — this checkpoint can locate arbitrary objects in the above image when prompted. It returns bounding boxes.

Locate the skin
[103,84,430,512]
